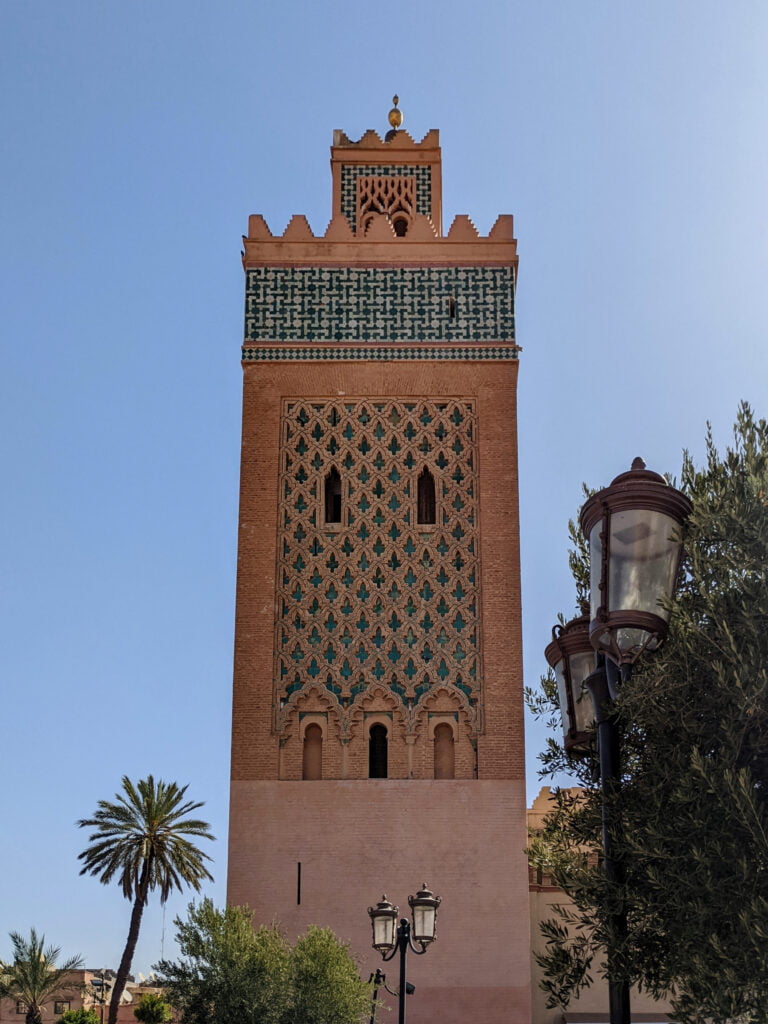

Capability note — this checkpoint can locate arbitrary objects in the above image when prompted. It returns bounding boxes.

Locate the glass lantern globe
[544,611,594,754]
[580,459,692,664]
[368,895,398,954]
[408,884,441,945]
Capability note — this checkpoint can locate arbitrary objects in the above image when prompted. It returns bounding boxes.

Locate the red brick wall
[228,353,529,1022]
[230,358,524,783]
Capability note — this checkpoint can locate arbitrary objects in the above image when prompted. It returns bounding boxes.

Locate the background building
[0,971,169,1024]
[227,109,531,1022]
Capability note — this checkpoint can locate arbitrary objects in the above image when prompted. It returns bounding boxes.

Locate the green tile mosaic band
[244,266,515,344]
[341,164,432,230]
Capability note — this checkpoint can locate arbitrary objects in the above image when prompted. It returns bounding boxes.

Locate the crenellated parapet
[242,211,517,266]
[331,127,441,148]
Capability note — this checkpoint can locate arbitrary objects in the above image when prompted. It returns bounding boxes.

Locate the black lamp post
[90,972,111,1024]
[368,884,441,1024]
[545,459,691,1024]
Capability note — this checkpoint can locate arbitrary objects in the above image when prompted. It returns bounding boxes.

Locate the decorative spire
[388,95,403,130]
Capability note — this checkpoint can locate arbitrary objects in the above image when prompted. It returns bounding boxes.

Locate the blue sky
[3,0,767,977]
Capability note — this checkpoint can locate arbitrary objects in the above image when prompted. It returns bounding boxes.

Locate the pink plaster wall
[228,778,531,1024]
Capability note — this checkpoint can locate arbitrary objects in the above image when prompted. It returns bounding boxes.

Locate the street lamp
[89,972,112,1024]
[545,458,691,1024]
[544,608,593,755]
[580,457,692,675]
[368,884,441,1024]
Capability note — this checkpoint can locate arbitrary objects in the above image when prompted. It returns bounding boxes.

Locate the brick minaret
[228,107,530,1023]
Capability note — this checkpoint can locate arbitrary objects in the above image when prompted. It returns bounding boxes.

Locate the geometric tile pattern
[341,164,431,231]
[244,266,515,343]
[242,345,519,362]
[275,398,482,724]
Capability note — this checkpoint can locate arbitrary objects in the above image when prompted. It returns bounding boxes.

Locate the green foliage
[77,776,214,1024]
[531,405,768,1024]
[58,1009,100,1024]
[287,926,370,1024]
[133,993,172,1024]
[154,900,369,1024]
[154,900,290,1024]
[0,929,83,1024]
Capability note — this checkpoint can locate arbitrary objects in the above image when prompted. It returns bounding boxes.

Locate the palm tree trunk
[26,1005,42,1024]
[108,861,151,1024]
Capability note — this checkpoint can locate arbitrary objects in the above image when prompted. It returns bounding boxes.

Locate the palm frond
[0,929,83,1009]
[77,775,214,903]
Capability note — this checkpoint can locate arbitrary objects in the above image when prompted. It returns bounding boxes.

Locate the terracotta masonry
[228,114,531,1023]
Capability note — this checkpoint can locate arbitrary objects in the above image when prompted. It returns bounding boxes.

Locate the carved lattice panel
[275,398,482,728]
[357,175,415,232]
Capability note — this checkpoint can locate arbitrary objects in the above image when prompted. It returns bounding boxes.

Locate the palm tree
[77,776,214,1024]
[0,928,83,1024]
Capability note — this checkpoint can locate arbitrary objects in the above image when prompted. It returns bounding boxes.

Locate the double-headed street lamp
[545,459,692,1024]
[368,884,441,1024]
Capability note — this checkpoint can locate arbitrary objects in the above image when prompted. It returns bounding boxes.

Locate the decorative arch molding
[425,715,458,742]
[278,682,344,741]
[298,713,330,742]
[413,683,477,740]
[347,682,408,741]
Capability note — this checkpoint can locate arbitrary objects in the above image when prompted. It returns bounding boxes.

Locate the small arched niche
[302,724,323,780]
[392,215,409,237]
[433,723,455,779]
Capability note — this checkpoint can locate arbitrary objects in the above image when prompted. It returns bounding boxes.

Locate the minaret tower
[228,101,531,1023]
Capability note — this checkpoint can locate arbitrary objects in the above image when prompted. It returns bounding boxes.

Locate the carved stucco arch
[347,682,408,741]
[278,682,343,742]
[413,683,476,741]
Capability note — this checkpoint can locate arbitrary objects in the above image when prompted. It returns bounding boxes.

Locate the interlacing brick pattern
[275,398,482,732]
[244,266,517,344]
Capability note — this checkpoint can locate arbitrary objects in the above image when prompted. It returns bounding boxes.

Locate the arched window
[302,724,323,780]
[325,467,342,523]
[434,724,455,779]
[369,724,388,778]
[417,468,436,525]
[392,216,408,237]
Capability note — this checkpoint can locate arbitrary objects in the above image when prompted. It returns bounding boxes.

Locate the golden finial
[388,95,403,130]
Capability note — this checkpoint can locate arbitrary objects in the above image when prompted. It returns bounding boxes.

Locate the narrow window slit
[369,724,388,778]
[325,467,342,523]
[417,468,436,525]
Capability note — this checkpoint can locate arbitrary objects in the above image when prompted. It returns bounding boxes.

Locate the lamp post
[545,458,691,1024]
[89,972,111,1024]
[368,884,441,1024]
